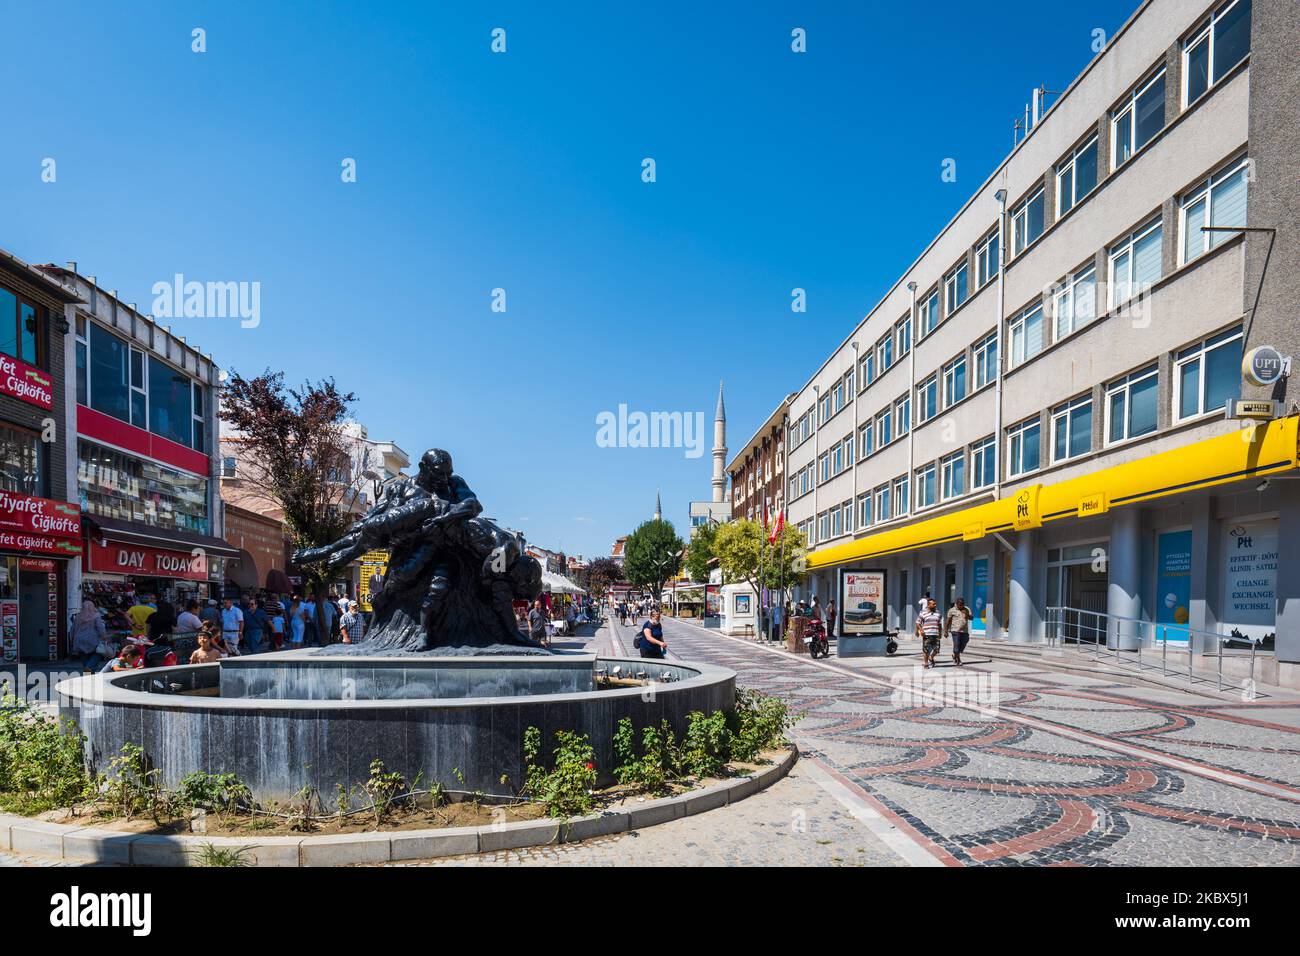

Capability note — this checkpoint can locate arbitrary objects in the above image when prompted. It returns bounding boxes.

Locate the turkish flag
[768,509,784,544]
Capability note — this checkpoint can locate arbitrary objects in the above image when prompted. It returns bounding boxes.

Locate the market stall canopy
[540,570,586,595]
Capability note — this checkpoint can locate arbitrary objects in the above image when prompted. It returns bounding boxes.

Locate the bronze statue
[294,449,543,653]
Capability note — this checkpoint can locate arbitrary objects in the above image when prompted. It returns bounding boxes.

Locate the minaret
[711,381,727,503]
[654,489,662,521]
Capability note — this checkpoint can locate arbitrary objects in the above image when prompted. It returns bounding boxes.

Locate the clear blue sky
[1,0,1139,560]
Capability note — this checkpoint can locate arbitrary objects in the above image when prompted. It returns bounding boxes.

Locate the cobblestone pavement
[634,618,1300,867]
[4,617,1297,867]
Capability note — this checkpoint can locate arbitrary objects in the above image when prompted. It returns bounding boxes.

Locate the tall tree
[622,519,684,602]
[684,522,718,584]
[713,520,808,601]
[219,370,369,640]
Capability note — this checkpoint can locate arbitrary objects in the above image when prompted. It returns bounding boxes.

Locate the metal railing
[1044,605,1263,694]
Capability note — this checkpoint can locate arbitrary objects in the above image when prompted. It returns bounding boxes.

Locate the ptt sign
[1012,485,1042,531]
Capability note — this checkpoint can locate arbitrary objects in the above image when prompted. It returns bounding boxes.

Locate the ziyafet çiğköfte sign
[0,353,53,409]
[0,489,82,557]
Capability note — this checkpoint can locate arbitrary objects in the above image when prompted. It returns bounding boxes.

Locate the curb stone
[0,745,796,867]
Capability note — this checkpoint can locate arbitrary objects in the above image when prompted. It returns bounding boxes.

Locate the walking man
[945,596,973,666]
[916,597,943,669]
[220,596,245,656]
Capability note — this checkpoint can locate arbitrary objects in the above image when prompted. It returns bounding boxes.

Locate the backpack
[632,622,644,649]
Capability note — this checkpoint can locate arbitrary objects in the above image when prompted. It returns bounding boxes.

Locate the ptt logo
[1230,526,1253,549]
[1016,491,1031,520]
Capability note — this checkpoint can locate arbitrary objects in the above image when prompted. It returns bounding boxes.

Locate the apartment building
[784,0,1300,682]
[727,397,791,527]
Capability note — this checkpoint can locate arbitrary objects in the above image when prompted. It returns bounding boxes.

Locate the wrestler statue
[293,449,543,653]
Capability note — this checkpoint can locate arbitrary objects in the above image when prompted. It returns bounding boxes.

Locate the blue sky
[1,0,1139,559]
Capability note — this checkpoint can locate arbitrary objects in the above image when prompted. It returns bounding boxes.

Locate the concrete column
[1277,491,1300,664]
[1008,530,1036,643]
[1188,505,1214,650]
[1107,508,1142,649]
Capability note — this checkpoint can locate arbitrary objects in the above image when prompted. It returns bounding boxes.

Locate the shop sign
[1242,346,1288,388]
[0,531,82,558]
[0,490,80,538]
[1221,522,1278,640]
[1077,492,1109,519]
[1226,398,1280,421]
[85,538,208,581]
[19,558,56,572]
[962,521,984,541]
[0,354,53,410]
[1012,485,1042,531]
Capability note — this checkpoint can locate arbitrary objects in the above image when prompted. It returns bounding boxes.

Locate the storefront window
[148,356,193,447]
[77,439,209,534]
[89,322,130,422]
[0,424,42,496]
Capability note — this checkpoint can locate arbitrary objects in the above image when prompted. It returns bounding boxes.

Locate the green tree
[219,370,366,638]
[623,519,684,602]
[684,522,717,584]
[713,520,807,602]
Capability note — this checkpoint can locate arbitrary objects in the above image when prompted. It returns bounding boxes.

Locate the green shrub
[176,771,251,814]
[611,717,670,794]
[0,695,94,814]
[681,710,732,779]
[523,727,597,818]
[106,743,171,821]
[728,689,796,763]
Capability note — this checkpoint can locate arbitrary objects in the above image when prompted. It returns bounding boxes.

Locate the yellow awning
[809,414,1300,569]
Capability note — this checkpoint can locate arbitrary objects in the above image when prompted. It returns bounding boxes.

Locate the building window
[833,379,845,413]
[1184,0,1252,107]
[1106,365,1159,444]
[1008,303,1044,369]
[973,331,998,389]
[1109,218,1163,310]
[1011,188,1045,257]
[876,335,893,374]
[975,230,999,288]
[942,355,967,407]
[0,283,42,368]
[895,394,911,436]
[864,352,876,387]
[916,463,937,510]
[895,315,911,357]
[917,374,938,423]
[1053,265,1097,341]
[221,456,237,478]
[1175,325,1243,421]
[858,493,872,530]
[917,290,939,338]
[1180,156,1248,264]
[74,315,88,405]
[1056,137,1098,217]
[842,500,854,535]
[874,485,890,524]
[831,505,842,538]
[941,450,965,500]
[831,441,843,476]
[1113,68,1166,167]
[944,261,969,314]
[818,453,829,483]
[1007,418,1041,478]
[1051,395,1093,463]
[818,511,830,542]
[892,475,910,518]
[845,366,855,397]
[971,436,995,489]
[0,424,42,496]
[859,422,873,459]
[875,408,893,448]
[77,439,210,534]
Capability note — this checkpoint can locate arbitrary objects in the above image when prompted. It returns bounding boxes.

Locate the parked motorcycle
[803,617,830,659]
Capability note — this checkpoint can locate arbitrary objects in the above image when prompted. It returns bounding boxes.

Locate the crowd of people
[70,589,376,673]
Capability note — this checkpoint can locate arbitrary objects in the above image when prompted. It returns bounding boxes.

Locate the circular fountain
[56,650,735,808]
